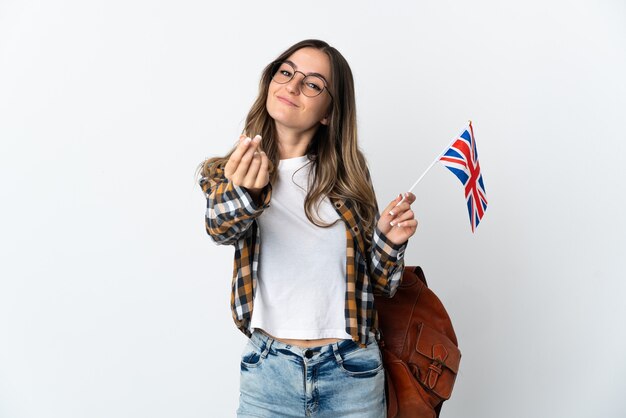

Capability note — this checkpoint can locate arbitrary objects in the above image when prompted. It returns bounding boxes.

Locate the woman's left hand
[377,192,418,246]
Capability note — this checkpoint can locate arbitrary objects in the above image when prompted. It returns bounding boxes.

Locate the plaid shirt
[199,163,407,348]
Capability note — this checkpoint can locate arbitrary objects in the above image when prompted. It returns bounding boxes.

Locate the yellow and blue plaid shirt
[199,163,407,348]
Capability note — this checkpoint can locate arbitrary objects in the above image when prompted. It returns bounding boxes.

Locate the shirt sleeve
[370,212,407,297]
[199,163,272,246]
[364,166,407,298]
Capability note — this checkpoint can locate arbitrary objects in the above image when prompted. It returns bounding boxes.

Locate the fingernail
[245,137,252,143]
[390,221,395,226]
[397,222,402,227]
[389,210,395,216]
[253,135,262,142]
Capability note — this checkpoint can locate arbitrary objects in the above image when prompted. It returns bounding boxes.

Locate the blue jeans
[236,329,387,418]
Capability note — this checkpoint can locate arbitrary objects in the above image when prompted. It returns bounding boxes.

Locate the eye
[306,82,322,91]
[304,78,323,91]
[280,69,292,77]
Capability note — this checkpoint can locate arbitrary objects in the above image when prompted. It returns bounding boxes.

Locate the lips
[277,96,298,107]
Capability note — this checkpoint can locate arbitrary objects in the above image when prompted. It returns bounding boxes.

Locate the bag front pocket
[409,323,461,400]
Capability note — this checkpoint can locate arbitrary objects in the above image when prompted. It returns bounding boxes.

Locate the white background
[1,1,625,417]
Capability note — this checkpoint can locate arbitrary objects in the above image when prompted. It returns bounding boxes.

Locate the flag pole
[395,120,472,207]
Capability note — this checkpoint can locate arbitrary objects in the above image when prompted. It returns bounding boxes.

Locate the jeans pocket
[240,339,266,369]
[336,340,384,377]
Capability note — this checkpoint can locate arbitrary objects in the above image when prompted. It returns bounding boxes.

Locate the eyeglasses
[271,61,333,100]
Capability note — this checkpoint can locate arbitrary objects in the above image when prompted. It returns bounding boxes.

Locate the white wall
[1,1,625,417]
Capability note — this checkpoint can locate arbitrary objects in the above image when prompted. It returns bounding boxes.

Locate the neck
[275,122,319,159]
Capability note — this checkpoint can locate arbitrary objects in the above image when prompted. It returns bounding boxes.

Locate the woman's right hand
[224,134,271,199]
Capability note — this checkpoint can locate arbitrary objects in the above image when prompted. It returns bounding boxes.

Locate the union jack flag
[439,121,488,232]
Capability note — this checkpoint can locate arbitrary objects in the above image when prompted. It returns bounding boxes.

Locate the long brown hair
[197,39,378,242]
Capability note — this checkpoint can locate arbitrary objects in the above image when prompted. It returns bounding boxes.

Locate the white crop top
[250,155,352,340]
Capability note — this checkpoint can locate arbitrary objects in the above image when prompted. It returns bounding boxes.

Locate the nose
[285,73,304,95]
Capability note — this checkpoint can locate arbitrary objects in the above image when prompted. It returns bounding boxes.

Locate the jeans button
[304,349,313,359]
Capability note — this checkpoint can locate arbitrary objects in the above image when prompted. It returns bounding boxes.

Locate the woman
[198,39,417,417]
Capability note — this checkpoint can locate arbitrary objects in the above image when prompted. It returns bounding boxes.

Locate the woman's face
[266,47,333,134]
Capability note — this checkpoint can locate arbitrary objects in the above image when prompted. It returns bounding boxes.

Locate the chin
[267,104,297,127]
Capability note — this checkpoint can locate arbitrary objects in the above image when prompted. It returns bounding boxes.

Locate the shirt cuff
[371,225,407,265]
[231,182,272,212]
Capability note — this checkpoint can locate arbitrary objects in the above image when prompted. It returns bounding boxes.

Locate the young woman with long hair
[198,39,417,417]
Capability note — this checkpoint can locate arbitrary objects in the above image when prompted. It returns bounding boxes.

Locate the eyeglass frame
[270,61,334,101]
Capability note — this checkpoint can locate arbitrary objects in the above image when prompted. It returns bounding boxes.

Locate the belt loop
[261,334,274,358]
[331,342,343,364]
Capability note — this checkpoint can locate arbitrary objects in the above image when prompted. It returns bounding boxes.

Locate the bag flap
[415,323,461,374]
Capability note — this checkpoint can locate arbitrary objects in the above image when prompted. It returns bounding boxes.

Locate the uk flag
[439,121,488,232]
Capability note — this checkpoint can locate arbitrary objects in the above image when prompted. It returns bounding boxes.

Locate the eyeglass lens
[272,62,326,97]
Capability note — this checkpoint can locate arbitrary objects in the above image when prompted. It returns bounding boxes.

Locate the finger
[390,193,417,215]
[243,151,262,187]
[225,135,253,176]
[255,152,270,188]
[382,194,404,218]
[228,134,260,168]
[389,200,412,217]
[234,135,255,158]
[389,201,414,217]
[233,135,262,181]
[393,192,416,208]
[389,210,415,226]
[394,219,418,228]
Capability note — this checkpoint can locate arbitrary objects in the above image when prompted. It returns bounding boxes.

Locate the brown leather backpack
[374,266,461,418]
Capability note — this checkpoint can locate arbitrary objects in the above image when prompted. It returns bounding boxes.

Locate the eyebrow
[284,60,330,84]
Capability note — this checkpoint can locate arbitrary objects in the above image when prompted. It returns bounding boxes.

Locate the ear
[320,114,330,126]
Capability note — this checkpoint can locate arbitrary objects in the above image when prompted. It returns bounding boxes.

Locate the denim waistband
[249,329,377,363]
